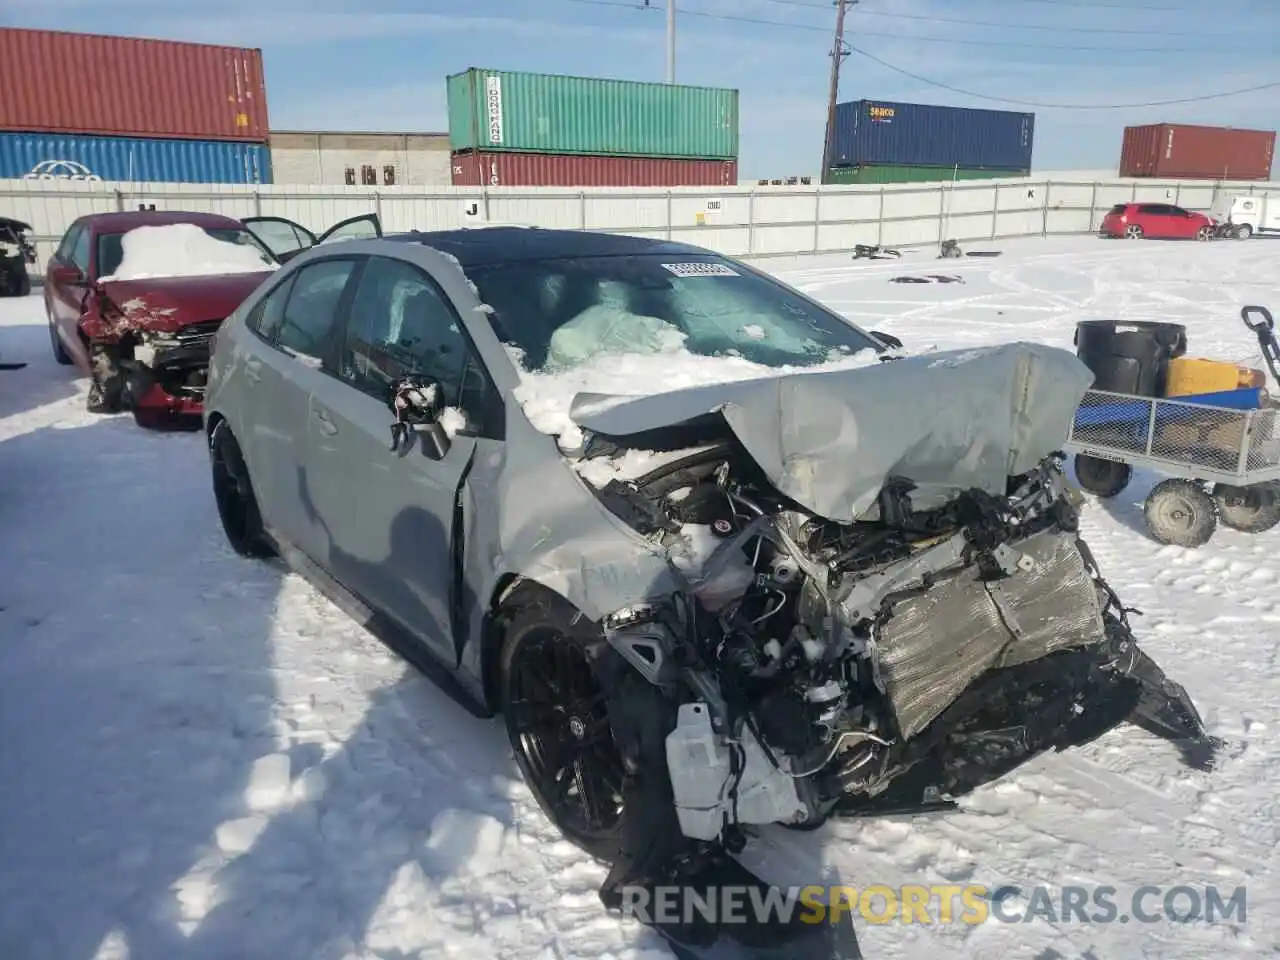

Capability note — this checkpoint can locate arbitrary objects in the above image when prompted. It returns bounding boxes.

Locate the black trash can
[1074,320,1188,397]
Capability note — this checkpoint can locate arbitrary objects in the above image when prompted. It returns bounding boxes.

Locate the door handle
[313,407,338,436]
[244,357,262,383]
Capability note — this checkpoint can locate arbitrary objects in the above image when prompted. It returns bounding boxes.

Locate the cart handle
[1241,305,1280,387]
[1242,305,1274,333]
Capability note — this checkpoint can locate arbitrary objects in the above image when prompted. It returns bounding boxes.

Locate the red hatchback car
[45,209,380,421]
[1099,202,1215,241]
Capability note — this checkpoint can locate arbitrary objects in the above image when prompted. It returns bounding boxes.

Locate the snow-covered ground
[2,235,1279,960]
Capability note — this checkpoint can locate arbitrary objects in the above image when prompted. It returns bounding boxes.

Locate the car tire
[209,420,276,559]
[1236,224,1253,240]
[500,595,628,863]
[1073,454,1132,498]
[1213,482,1280,534]
[48,315,73,365]
[1124,224,1144,239]
[85,354,125,413]
[1195,225,1212,241]
[1144,479,1216,548]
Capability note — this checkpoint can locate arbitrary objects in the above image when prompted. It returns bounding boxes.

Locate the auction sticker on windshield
[662,262,740,277]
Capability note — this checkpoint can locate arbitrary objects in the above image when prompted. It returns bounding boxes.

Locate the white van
[1210,194,1280,239]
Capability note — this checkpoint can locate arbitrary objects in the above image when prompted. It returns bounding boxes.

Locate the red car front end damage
[84,272,269,419]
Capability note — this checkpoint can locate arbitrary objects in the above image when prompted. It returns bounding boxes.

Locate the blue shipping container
[0,131,272,184]
[831,100,1034,170]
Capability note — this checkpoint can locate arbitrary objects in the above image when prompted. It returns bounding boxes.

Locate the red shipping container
[1119,123,1275,180]
[451,150,738,187]
[0,28,269,143]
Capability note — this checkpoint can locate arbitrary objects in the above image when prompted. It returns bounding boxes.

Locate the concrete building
[268,130,452,187]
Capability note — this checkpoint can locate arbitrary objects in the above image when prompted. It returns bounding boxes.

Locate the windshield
[96,227,276,278]
[467,254,881,373]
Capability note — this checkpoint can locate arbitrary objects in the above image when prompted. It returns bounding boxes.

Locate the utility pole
[645,0,676,83]
[822,0,853,175]
[667,0,676,83]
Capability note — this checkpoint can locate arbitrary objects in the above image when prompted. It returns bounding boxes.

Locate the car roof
[76,210,245,232]
[383,226,719,268]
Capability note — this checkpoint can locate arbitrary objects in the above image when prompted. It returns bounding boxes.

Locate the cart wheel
[1144,479,1217,548]
[1073,454,1133,498]
[1213,482,1280,533]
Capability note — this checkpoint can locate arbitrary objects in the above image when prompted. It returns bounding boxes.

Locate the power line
[848,7,1213,37]
[555,0,1265,54]
[756,0,1235,13]
[845,43,1280,108]
[552,0,1280,106]
[679,10,1249,54]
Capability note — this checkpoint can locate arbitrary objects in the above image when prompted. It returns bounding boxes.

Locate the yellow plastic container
[1164,356,1263,397]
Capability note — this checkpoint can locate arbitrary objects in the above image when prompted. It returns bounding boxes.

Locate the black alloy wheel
[503,619,627,859]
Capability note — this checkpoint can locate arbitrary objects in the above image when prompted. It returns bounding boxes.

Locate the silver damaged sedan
[203,227,1216,955]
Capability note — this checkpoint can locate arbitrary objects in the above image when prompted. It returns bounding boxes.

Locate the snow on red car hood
[87,270,273,338]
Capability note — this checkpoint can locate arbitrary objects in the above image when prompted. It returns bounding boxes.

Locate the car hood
[566,341,1093,522]
[93,271,273,334]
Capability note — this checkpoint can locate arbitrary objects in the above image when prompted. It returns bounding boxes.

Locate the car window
[467,253,883,373]
[1138,204,1169,215]
[55,224,83,262]
[276,258,358,359]
[1108,204,1127,215]
[96,227,275,278]
[338,255,472,405]
[70,227,92,273]
[245,273,298,342]
[244,220,313,259]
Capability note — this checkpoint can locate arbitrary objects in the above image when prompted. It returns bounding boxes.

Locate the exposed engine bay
[577,433,1215,852]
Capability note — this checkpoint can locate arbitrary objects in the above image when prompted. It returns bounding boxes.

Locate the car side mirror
[50,263,83,284]
[388,375,451,460]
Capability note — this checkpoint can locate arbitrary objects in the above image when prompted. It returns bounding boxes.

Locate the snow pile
[99,223,276,282]
[439,406,468,438]
[509,343,883,451]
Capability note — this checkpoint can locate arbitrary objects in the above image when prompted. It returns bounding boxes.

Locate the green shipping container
[446,68,738,159]
[822,164,1030,185]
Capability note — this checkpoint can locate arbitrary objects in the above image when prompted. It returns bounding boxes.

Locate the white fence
[5,175,1279,273]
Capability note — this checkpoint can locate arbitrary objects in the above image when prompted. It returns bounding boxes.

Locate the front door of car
[237,256,362,562]
[305,253,490,665]
[47,223,93,366]
[1140,204,1181,238]
[243,213,382,264]
[1167,206,1199,238]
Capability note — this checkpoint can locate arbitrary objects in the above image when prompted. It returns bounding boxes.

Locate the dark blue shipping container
[831,100,1034,170]
[0,131,272,184]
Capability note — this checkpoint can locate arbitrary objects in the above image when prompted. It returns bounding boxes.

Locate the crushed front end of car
[83,275,264,419]
[508,341,1216,957]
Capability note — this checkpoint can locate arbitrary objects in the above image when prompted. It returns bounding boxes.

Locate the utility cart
[1064,306,1280,548]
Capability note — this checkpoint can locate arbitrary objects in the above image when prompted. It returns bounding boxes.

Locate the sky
[1,0,1277,179]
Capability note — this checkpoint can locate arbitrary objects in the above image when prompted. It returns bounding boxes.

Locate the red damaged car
[45,209,381,420]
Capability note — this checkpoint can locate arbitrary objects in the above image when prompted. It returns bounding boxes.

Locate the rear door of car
[236,255,363,561]
[303,251,502,665]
